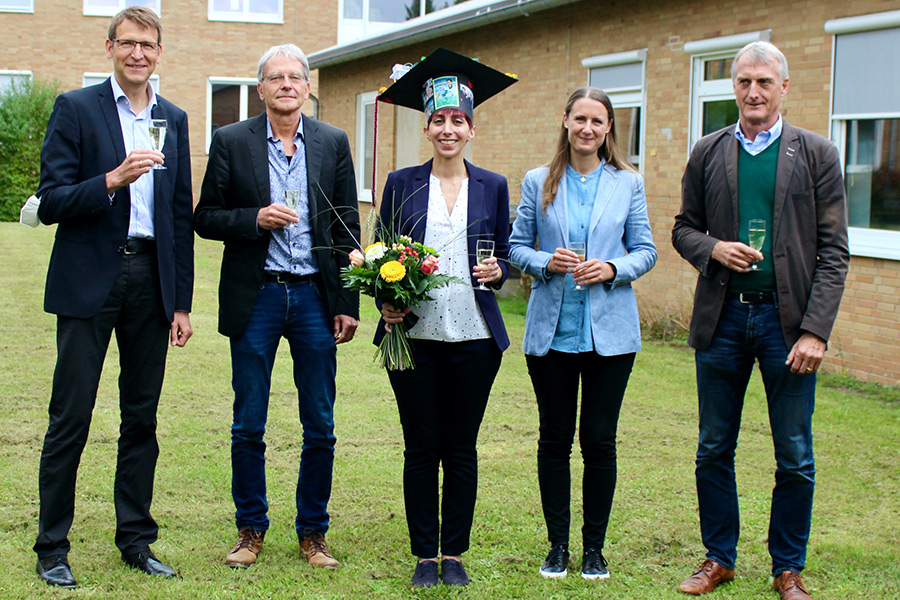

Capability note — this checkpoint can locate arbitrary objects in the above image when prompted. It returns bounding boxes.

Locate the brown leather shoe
[225,527,265,568]
[299,532,340,569]
[678,559,735,595]
[773,571,812,600]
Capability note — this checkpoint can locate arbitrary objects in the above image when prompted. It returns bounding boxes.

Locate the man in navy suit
[194,44,359,571]
[33,6,193,588]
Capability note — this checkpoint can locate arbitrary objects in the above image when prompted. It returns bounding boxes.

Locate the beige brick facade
[314,0,900,386]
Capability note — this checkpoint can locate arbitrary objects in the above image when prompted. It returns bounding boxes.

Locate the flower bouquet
[342,235,460,370]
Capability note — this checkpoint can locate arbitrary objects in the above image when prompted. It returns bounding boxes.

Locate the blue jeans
[695,298,816,575]
[229,280,337,536]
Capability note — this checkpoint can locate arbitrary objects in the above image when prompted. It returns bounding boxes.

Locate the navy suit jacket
[373,159,511,352]
[37,78,194,321]
[194,112,360,338]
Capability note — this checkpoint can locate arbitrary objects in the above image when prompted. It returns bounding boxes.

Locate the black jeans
[388,338,502,558]
[526,350,635,549]
[34,253,170,558]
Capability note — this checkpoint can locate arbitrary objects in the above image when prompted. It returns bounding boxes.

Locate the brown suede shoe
[773,571,812,600]
[225,527,265,568]
[678,559,735,595]
[299,532,340,569]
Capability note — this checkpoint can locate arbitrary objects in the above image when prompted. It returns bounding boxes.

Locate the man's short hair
[257,44,310,82]
[732,41,789,83]
[108,6,162,44]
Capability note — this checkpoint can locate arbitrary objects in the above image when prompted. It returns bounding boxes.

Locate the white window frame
[206,77,258,153]
[356,91,378,204]
[0,0,33,13]
[826,10,900,260]
[338,0,462,45]
[83,72,159,94]
[582,49,647,173]
[83,0,160,18]
[0,70,32,96]
[208,0,283,24]
[684,30,771,154]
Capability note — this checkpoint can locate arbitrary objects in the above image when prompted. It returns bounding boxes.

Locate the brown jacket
[672,121,849,351]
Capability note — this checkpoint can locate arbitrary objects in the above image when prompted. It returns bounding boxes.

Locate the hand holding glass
[148,119,167,170]
[475,240,495,291]
[284,190,301,228]
[748,219,766,270]
[569,241,586,289]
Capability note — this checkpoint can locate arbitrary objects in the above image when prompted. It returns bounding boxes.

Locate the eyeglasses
[111,38,160,54]
[262,72,307,85]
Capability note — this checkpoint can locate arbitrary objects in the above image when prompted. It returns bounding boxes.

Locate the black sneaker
[440,558,470,586]
[581,547,609,580]
[411,560,439,588]
[539,543,569,578]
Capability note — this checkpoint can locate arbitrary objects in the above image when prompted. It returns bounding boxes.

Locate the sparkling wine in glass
[475,239,495,291]
[569,241,586,290]
[148,119,167,170]
[284,190,301,228]
[748,219,766,270]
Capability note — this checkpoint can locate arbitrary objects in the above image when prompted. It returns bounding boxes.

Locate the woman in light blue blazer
[509,87,657,581]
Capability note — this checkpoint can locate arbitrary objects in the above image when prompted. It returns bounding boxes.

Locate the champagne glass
[148,119,167,170]
[748,219,766,270]
[284,190,301,228]
[569,241,586,290]
[475,239,495,291]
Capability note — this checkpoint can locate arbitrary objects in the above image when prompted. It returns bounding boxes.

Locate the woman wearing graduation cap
[509,87,657,580]
[375,48,516,588]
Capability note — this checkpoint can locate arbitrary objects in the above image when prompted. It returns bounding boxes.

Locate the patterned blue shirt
[263,117,318,275]
[734,114,783,156]
[550,162,603,353]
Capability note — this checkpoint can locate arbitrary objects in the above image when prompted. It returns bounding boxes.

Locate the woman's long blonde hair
[542,87,636,212]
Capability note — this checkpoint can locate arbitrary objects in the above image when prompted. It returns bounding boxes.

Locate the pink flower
[421,255,439,275]
[349,248,365,268]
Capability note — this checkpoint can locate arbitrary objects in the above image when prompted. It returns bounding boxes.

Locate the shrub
[0,78,61,222]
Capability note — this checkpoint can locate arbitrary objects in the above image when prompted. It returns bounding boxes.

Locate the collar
[734,114,782,146]
[110,75,157,113]
[266,115,304,142]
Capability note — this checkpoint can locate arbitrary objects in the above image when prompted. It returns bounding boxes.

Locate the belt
[119,238,156,255]
[729,292,776,304]
[263,271,316,284]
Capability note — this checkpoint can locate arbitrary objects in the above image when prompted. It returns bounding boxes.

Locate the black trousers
[34,253,170,558]
[387,338,502,558]
[526,350,635,549]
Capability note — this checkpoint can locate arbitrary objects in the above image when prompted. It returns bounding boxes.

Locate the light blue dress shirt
[550,162,603,353]
[263,118,318,276]
[110,76,157,239]
[734,114,783,155]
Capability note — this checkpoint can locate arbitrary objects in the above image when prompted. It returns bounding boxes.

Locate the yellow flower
[379,260,406,283]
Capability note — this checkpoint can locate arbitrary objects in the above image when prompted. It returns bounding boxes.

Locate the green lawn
[1,223,897,599]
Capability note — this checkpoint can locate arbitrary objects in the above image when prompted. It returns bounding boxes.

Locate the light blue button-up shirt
[734,114,783,156]
[550,162,603,353]
[110,76,157,239]
[263,118,318,275]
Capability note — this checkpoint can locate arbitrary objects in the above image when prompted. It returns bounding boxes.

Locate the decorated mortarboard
[378,47,517,122]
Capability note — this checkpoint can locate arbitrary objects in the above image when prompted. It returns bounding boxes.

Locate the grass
[0,223,898,599]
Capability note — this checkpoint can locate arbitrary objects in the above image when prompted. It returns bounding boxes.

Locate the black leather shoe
[37,555,76,588]
[123,551,177,578]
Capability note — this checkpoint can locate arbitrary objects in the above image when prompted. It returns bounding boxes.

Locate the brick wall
[316,0,900,386]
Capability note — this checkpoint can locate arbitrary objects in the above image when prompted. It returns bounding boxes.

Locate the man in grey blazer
[672,41,848,600]
[194,44,359,571]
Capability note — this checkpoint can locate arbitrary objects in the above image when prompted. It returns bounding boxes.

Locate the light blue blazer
[509,164,657,356]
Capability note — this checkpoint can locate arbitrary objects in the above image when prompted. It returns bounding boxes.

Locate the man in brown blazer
[672,41,848,600]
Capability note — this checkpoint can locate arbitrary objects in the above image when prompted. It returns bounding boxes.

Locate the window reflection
[844,118,900,231]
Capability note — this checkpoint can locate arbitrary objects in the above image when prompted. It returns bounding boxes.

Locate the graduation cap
[378,47,517,122]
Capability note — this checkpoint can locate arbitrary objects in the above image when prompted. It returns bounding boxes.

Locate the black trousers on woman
[526,350,635,549]
[388,338,502,558]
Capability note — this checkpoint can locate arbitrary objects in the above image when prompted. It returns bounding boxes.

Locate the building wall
[316,0,900,386]
[0,0,338,200]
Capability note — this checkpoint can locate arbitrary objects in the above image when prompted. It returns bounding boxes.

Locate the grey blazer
[672,121,849,350]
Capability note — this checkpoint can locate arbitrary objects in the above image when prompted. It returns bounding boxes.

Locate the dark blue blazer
[373,159,511,351]
[37,78,194,321]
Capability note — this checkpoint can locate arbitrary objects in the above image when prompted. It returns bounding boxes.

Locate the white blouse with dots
[408,174,492,342]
